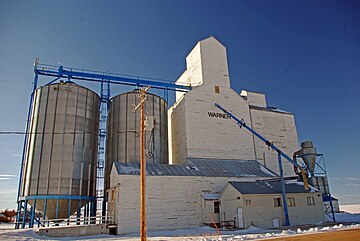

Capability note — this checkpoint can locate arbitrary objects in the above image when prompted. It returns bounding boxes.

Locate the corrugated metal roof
[228,180,319,194]
[114,158,278,178]
[201,193,220,200]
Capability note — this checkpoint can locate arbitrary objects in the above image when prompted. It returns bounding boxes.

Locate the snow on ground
[0,223,359,241]
[326,211,360,223]
[340,204,360,214]
[324,204,360,223]
[0,206,359,241]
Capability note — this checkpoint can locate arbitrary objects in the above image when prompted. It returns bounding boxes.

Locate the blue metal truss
[35,64,191,92]
[302,154,336,222]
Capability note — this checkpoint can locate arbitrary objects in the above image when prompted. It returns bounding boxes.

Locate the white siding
[183,87,255,161]
[220,186,324,228]
[194,37,230,89]
[250,109,299,176]
[201,199,220,224]
[113,175,261,235]
[184,42,203,87]
[170,36,301,176]
[240,90,267,108]
[219,184,242,225]
[169,99,188,165]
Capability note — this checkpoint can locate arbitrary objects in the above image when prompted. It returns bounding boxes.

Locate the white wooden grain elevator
[108,36,325,235]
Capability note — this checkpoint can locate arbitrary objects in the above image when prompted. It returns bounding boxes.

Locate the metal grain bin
[105,90,168,190]
[20,82,100,219]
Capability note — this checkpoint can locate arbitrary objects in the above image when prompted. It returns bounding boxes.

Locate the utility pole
[134,86,150,241]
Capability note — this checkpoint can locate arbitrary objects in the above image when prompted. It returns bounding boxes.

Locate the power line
[0,130,139,136]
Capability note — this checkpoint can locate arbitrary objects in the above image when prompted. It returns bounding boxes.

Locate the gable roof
[228,180,320,195]
[114,158,278,178]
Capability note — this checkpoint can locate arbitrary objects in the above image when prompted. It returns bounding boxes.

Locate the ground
[0,204,359,240]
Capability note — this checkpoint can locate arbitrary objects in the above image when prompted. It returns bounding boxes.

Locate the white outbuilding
[219,180,324,229]
[108,159,279,235]
[107,159,324,235]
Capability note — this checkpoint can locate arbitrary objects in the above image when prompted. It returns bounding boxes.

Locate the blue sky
[0,0,359,210]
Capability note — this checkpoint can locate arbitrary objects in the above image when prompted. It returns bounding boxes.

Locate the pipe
[278,154,290,226]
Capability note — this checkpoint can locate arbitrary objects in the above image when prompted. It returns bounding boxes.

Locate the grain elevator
[17,36,333,234]
[168,36,298,176]
[107,36,328,235]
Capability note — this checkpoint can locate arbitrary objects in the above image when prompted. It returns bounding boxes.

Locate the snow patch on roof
[260,165,276,177]
[264,182,274,188]
[285,180,319,192]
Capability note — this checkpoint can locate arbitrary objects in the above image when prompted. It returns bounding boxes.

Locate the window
[214,86,220,93]
[273,197,282,207]
[287,197,296,207]
[245,199,251,205]
[214,201,220,213]
[307,196,315,206]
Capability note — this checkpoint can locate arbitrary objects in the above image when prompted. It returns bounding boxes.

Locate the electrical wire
[0,130,139,135]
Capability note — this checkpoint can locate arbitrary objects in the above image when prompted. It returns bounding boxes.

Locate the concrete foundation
[38,224,109,237]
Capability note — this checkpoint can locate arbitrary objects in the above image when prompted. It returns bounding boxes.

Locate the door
[237,208,244,228]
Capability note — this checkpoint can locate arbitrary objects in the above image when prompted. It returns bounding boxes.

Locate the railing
[15,215,113,228]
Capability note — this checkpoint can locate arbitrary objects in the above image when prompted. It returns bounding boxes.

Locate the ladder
[97,79,110,216]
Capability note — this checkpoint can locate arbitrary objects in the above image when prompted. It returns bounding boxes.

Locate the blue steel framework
[297,154,336,221]
[215,103,335,226]
[16,61,191,228]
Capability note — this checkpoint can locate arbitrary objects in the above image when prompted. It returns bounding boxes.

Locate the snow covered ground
[340,204,360,214]
[0,204,359,241]
[0,223,359,241]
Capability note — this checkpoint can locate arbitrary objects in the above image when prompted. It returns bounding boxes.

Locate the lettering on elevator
[208,112,231,119]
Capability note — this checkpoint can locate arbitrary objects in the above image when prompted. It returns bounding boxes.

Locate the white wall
[219,184,243,226]
[110,173,263,235]
[201,199,220,224]
[168,99,188,164]
[169,36,300,175]
[240,90,267,108]
[185,87,256,162]
[220,185,324,228]
[250,108,299,176]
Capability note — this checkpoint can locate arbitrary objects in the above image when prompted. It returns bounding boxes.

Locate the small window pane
[214,201,220,213]
[274,197,282,207]
[287,197,296,207]
[307,196,315,206]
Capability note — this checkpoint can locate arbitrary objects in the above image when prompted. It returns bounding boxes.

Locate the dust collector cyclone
[19,82,100,220]
[299,141,317,175]
[105,89,168,191]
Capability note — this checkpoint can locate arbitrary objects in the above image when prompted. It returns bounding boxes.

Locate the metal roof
[323,195,338,202]
[249,105,293,115]
[201,193,220,200]
[114,158,278,178]
[228,180,320,194]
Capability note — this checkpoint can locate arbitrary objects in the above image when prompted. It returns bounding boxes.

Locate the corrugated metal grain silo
[105,89,168,190]
[20,82,100,220]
